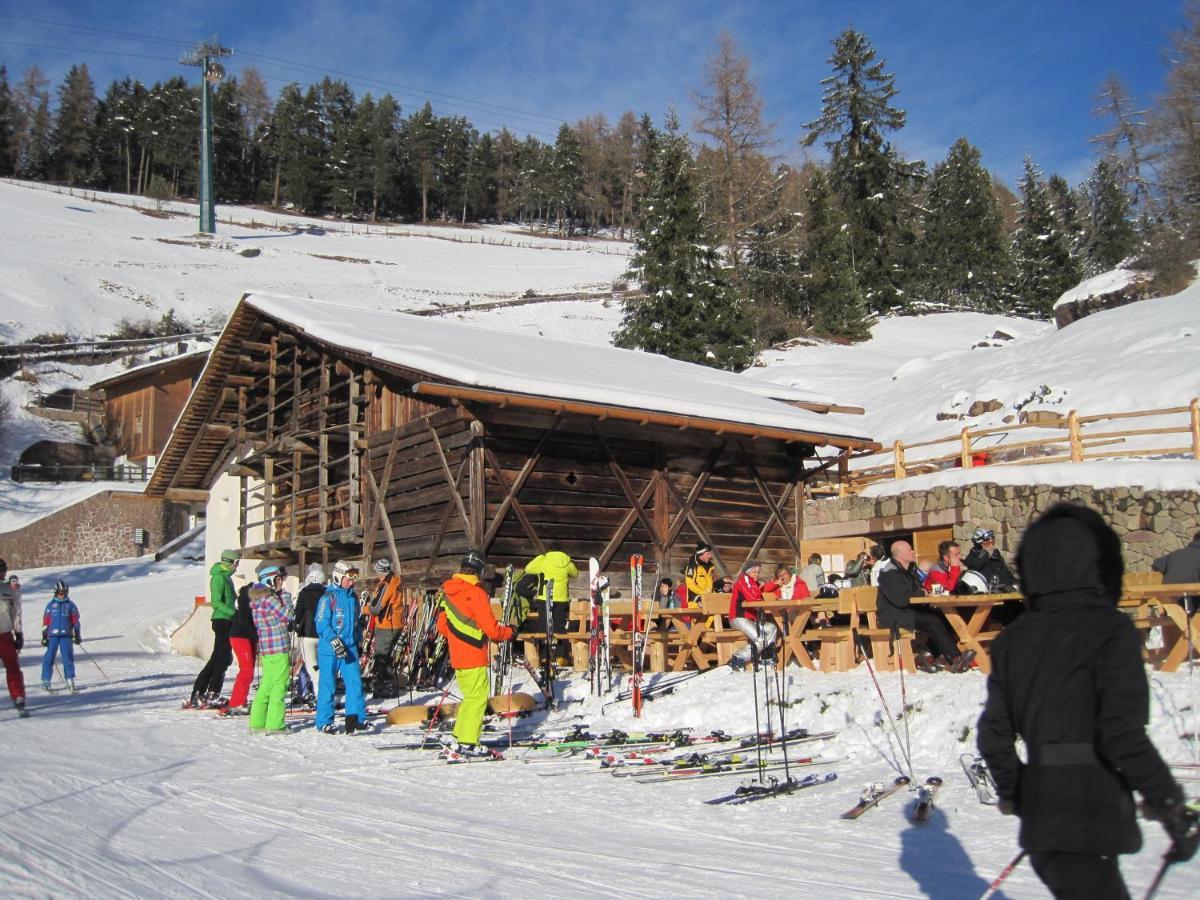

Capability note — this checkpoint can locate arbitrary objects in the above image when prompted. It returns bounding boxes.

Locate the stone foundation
[0,491,190,570]
[805,482,1198,572]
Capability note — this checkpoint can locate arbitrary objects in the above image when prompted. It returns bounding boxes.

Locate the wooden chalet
[93,350,209,465]
[146,293,878,591]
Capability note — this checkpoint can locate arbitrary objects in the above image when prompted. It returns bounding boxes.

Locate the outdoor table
[910,592,1022,674]
[744,597,841,670]
[1123,582,1200,672]
[656,607,718,672]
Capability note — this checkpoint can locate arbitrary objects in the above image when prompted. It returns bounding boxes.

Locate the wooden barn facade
[146,294,877,591]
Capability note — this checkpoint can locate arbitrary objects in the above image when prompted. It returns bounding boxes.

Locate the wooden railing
[845,398,1200,493]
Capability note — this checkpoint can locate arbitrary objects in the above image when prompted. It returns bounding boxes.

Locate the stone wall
[0,492,190,570]
[804,482,1198,572]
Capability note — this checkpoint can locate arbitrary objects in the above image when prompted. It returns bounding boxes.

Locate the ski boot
[181,693,204,710]
[207,695,230,710]
[41,680,52,692]
[66,679,77,694]
[438,733,461,756]
[321,723,341,735]
[344,714,369,735]
[14,697,29,718]
[221,705,250,717]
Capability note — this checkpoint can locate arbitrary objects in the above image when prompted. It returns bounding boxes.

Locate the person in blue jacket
[41,580,81,692]
[315,560,368,734]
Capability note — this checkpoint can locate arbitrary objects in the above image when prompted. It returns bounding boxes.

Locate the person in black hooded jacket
[978,502,1197,899]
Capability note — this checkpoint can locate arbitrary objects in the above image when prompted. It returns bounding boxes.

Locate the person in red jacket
[763,564,811,600]
[925,541,963,594]
[436,549,514,759]
[727,562,778,670]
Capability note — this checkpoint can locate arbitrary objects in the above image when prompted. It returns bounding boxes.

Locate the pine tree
[552,123,583,235]
[616,112,756,371]
[920,137,1013,310]
[1084,155,1137,272]
[213,78,251,202]
[1047,174,1086,262]
[330,92,373,217]
[50,64,97,185]
[801,169,869,339]
[91,78,136,192]
[1011,157,1081,316]
[803,28,919,313]
[0,67,16,176]
[13,66,51,179]
[405,102,439,222]
[367,93,400,221]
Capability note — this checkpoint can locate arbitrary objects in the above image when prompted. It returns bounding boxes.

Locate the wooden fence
[845,398,1200,493]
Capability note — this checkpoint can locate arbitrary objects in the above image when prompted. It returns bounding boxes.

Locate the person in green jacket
[186,548,239,708]
[524,550,578,665]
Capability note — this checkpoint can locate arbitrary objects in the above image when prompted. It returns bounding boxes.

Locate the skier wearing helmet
[315,560,368,734]
[292,563,326,705]
[41,580,81,693]
[436,550,514,759]
[366,558,404,696]
[249,580,293,734]
[965,528,1017,591]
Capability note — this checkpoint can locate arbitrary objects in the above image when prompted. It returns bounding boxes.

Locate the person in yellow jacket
[684,542,717,608]
[524,550,578,664]
[435,550,514,758]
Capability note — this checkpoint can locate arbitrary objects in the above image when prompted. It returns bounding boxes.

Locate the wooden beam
[420,453,472,585]
[227,374,255,388]
[202,423,234,438]
[597,471,662,570]
[363,428,401,566]
[737,440,804,560]
[163,488,210,503]
[469,420,485,548]
[661,477,730,578]
[411,382,879,451]
[664,442,725,548]
[482,446,546,556]
[481,418,559,551]
[364,467,401,576]
[427,423,473,541]
[593,426,664,555]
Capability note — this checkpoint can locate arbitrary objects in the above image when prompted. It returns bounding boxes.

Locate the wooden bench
[847,587,917,673]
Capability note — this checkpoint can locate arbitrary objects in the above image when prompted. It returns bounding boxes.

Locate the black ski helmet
[460,549,487,575]
[54,579,69,594]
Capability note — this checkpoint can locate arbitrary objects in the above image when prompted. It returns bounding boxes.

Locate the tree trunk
[272,162,281,208]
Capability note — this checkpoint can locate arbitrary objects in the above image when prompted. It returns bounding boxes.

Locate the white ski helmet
[332,560,360,582]
[972,528,995,545]
[959,571,990,595]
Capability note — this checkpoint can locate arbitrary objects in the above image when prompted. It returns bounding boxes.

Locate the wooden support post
[348,369,362,531]
[960,427,973,469]
[238,473,248,549]
[427,423,473,539]
[291,448,300,541]
[1190,398,1200,461]
[793,452,804,569]
[318,353,330,537]
[469,419,485,549]
[1068,410,1083,463]
[893,439,906,479]
[654,443,669,577]
[263,456,274,543]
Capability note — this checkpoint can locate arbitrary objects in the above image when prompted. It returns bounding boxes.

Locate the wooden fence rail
[844,398,1200,493]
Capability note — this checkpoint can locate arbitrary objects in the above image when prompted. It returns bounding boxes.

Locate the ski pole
[749,642,764,782]
[856,627,915,782]
[1186,594,1197,763]
[1142,854,1172,900]
[978,849,1025,900]
[78,642,112,684]
[894,627,914,776]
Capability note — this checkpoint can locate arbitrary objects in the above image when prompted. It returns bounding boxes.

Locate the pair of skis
[706,771,838,805]
[587,557,612,696]
[837,774,940,822]
[630,554,646,717]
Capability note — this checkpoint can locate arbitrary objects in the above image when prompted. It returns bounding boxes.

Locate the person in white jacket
[292,563,326,705]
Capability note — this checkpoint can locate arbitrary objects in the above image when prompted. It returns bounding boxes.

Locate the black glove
[73,634,82,646]
[13,632,22,651]
[330,636,349,660]
[1146,797,1200,863]
[41,629,48,647]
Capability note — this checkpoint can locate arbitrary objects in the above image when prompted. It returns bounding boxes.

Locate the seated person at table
[684,543,717,608]
[869,544,893,587]
[877,541,975,674]
[965,529,1017,591]
[925,541,963,594]
[657,578,678,609]
[799,553,825,595]
[727,562,779,670]
[1152,530,1200,584]
[916,558,933,586]
[845,551,873,587]
[763,564,811,600]
[718,576,734,593]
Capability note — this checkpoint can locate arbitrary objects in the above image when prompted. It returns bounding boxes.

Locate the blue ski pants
[42,636,76,682]
[315,646,365,729]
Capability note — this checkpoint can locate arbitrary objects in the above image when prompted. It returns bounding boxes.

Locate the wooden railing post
[960,427,972,469]
[1068,410,1083,462]
[893,439,906,479]
[1191,398,1200,461]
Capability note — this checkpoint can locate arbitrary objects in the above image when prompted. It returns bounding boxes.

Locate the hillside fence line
[844,398,1200,494]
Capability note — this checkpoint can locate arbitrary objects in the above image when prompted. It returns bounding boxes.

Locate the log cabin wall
[361,380,809,594]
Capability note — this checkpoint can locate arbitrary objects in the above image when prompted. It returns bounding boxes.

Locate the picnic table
[1121,582,1200,673]
[743,597,842,671]
[911,592,1022,674]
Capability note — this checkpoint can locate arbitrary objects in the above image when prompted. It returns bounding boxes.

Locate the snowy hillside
[747,285,1200,448]
[0,554,1196,898]
[0,179,632,343]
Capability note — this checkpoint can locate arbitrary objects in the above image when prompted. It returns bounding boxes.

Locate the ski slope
[0,555,1195,898]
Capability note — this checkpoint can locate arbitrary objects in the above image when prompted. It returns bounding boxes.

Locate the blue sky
[0,0,1186,187]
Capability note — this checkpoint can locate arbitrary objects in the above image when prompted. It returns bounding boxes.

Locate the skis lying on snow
[633,754,843,785]
[706,771,838,806]
[909,776,943,823]
[840,775,912,819]
[960,752,998,805]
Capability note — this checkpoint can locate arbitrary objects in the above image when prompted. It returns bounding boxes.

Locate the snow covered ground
[0,179,632,344]
[0,555,1196,898]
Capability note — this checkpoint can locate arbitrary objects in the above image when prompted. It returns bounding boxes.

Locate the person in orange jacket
[436,549,514,759]
[366,558,405,696]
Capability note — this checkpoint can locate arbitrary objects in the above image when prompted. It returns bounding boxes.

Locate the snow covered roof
[90,348,210,390]
[244,292,873,444]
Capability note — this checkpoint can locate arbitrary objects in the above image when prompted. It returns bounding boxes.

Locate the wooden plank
[164,488,210,502]
[482,445,547,556]
[597,470,661,569]
[593,426,664,555]
[737,441,804,560]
